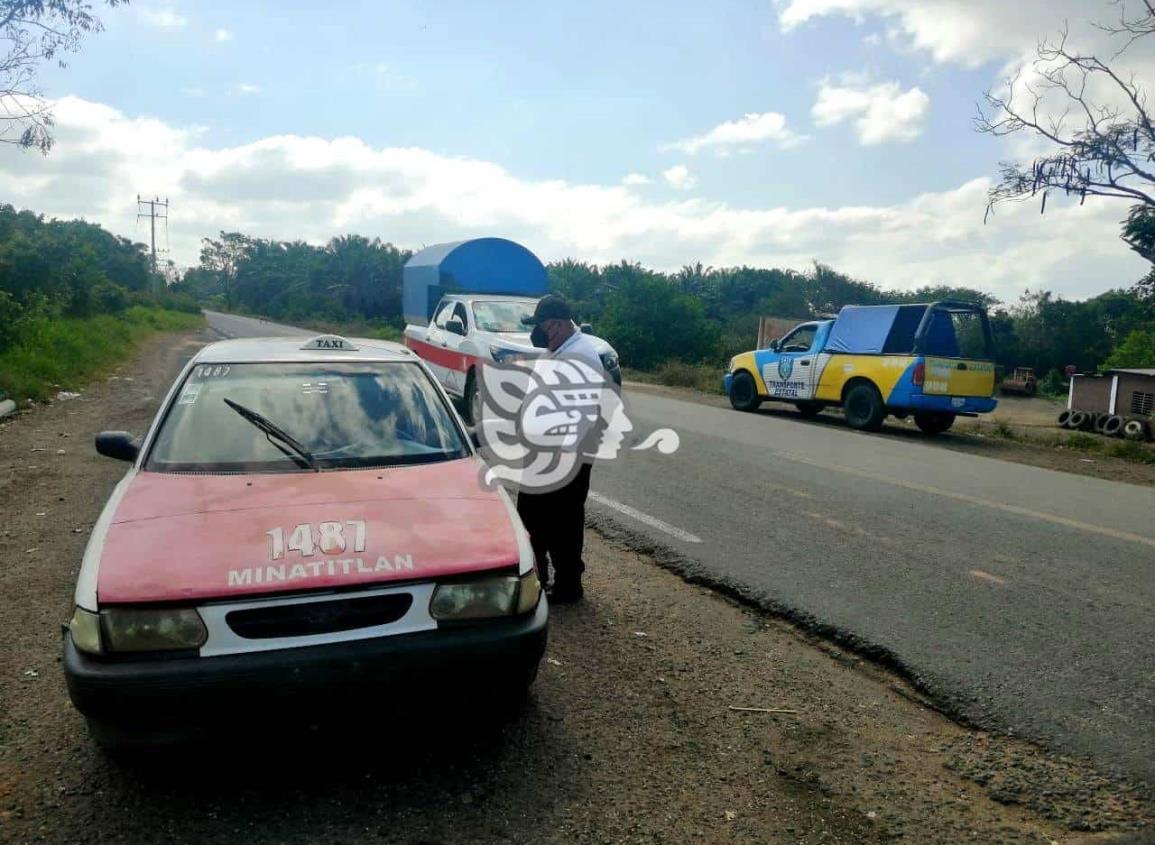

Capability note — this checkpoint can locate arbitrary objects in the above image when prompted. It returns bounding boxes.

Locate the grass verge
[0,306,204,402]
[970,420,1155,465]
[623,361,724,394]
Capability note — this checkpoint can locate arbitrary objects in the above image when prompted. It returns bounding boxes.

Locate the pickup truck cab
[405,294,621,424]
[724,300,997,434]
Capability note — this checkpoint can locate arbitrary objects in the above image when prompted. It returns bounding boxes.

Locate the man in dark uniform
[516,295,604,604]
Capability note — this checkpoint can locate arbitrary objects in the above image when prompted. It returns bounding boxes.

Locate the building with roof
[1068,368,1155,417]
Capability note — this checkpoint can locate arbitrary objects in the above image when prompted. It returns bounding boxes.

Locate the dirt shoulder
[0,333,1151,845]
[624,381,1155,488]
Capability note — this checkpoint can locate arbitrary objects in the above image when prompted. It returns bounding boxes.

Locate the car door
[423,300,455,389]
[441,301,471,395]
[760,323,819,401]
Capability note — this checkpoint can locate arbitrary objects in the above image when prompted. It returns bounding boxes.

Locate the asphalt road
[203,311,1155,784]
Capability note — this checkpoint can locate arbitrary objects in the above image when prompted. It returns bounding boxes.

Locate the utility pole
[136,195,169,293]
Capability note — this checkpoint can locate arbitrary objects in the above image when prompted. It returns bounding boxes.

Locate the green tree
[598,263,720,369]
[1,0,125,153]
[1104,328,1155,368]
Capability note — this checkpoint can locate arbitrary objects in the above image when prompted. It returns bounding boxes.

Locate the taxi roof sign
[300,335,359,352]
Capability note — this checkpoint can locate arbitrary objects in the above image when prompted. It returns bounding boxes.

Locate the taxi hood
[96,458,523,604]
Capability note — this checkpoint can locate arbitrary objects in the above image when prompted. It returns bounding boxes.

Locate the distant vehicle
[405,293,622,424]
[724,300,998,434]
[401,238,621,424]
[64,334,546,750]
[999,366,1038,396]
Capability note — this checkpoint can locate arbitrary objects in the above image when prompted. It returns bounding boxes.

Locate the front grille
[226,593,413,639]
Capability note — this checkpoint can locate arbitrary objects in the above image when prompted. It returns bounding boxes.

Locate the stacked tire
[1057,410,1152,441]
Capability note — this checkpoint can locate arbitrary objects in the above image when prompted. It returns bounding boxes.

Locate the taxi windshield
[146,362,468,473]
[472,300,536,332]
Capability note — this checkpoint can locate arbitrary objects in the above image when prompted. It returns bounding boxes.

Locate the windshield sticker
[177,384,201,405]
[301,381,329,395]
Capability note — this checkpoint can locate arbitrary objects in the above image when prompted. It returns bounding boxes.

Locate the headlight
[600,352,619,371]
[100,607,208,653]
[69,607,103,655]
[490,345,529,364]
[728,357,737,372]
[430,572,541,621]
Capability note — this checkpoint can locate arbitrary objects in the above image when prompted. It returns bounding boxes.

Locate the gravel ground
[1,330,1152,845]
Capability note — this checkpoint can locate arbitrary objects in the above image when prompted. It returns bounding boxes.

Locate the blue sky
[7,0,1152,301]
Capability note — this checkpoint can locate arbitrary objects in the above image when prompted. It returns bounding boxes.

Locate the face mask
[530,325,549,348]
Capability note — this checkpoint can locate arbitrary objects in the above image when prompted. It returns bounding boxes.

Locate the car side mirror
[579,323,593,335]
[769,339,781,352]
[95,431,139,462]
[445,318,466,336]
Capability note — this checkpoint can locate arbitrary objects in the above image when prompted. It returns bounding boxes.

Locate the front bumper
[723,373,734,395]
[64,598,548,729]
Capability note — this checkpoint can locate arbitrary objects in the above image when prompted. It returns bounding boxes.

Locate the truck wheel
[464,371,481,425]
[729,371,762,412]
[914,412,956,435]
[1103,415,1124,437]
[795,401,823,418]
[843,383,885,431]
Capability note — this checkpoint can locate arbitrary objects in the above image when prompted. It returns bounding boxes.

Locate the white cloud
[138,5,188,29]
[230,83,261,96]
[662,164,696,190]
[214,28,234,43]
[664,111,806,154]
[0,96,1145,301]
[812,79,929,144]
[623,173,652,186]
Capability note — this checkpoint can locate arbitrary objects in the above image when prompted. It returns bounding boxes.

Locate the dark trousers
[516,463,592,589]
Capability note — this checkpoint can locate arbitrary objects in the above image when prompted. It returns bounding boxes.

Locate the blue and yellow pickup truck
[723,301,998,434]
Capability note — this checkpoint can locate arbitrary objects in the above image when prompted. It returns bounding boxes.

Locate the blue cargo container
[402,238,549,326]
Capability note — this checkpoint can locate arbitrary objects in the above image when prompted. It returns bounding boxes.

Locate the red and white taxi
[64,334,546,748]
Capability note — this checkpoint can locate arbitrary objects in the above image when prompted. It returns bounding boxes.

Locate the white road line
[589,491,702,544]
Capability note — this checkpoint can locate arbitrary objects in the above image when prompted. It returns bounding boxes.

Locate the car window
[472,300,536,332]
[781,324,817,353]
[146,362,469,473]
[432,301,455,329]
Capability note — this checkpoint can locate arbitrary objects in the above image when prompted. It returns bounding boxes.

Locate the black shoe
[547,583,583,604]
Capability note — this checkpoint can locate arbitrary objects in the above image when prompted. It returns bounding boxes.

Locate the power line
[136,195,169,292]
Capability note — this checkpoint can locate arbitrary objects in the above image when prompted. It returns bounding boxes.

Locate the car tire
[729,371,762,412]
[1067,410,1087,431]
[1094,412,1110,433]
[1123,418,1150,441]
[1103,414,1124,437]
[1057,410,1073,428]
[464,370,481,426]
[913,411,956,435]
[795,401,823,418]
[843,382,885,431]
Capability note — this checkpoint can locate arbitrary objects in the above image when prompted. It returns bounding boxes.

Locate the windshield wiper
[223,398,318,471]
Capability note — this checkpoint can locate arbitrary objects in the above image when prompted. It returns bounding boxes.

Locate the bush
[1065,432,1103,452]
[0,307,203,402]
[1106,439,1155,463]
[1037,370,1065,398]
[650,361,724,393]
